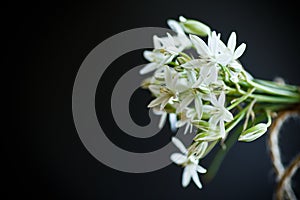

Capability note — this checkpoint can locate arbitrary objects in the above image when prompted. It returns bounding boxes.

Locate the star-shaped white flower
[224,32,246,63]
[175,108,197,134]
[140,20,191,75]
[203,92,234,139]
[139,50,173,75]
[170,137,207,189]
[148,66,189,110]
[217,32,247,82]
[189,31,225,65]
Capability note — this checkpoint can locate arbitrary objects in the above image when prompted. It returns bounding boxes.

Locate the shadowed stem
[204,125,243,181]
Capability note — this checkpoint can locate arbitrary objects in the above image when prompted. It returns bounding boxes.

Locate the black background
[9,0,300,199]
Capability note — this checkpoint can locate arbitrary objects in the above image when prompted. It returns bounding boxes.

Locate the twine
[268,105,300,200]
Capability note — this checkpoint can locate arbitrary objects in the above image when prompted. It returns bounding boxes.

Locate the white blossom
[203,92,233,139]
[176,108,197,134]
[148,66,189,110]
[170,137,207,189]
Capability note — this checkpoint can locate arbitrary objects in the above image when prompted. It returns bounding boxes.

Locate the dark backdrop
[9,0,300,199]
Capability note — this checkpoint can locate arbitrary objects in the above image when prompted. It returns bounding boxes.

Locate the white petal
[166,33,176,48]
[189,124,193,134]
[139,63,159,75]
[203,105,215,113]
[172,137,188,154]
[148,85,160,95]
[169,113,177,132]
[208,115,219,127]
[230,60,243,70]
[209,31,218,55]
[182,166,192,187]
[219,120,226,139]
[196,142,208,159]
[162,54,175,64]
[192,76,203,88]
[184,123,190,135]
[191,168,202,189]
[164,66,172,89]
[148,95,169,108]
[218,92,226,106]
[200,64,211,78]
[179,16,187,22]
[195,94,203,119]
[158,112,167,129]
[187,70,197,83]
[223,109,234,122]
[216,51,232,66]
[153,35,163,49]
[170,153,188,164]
[174,77,189,92]
[196,165,207,173]
[143,50,154,62]
[167,19,185,34]
[210,93,219,107]
[170,74,179,91]
[227,32,236,52]
[234,43,246,59]
[205,65,218,83]
[218,38,227,52]
[189,34,210,56]
[181,59,202,69]
[160,96,171,110]
[178,94,194,112]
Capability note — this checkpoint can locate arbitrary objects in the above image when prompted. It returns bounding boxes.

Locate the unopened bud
[238,123,268,142]
[179,16,211,37]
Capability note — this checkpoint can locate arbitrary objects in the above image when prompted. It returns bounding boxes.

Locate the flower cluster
[140,16,300,189]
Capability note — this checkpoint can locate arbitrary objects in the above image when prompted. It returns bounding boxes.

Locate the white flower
[224,32,246,63]
[154,33,183,55]
[170,137,207,189]
[139,50,172,75]
[182,59,218,87]
[189,32,224,65]
[176,108,197,134]
[140,20,191,75]
[176,67,218,119]
[167,19,192,50]
[216,32,247,82]
[190,31,246,69]
[203,92,234,139]
[148,66,189,110]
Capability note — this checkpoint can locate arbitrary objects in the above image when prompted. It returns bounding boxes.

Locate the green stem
[251,94,300,103]
[253,79,299,92]
[247,79,300,98]
[225,109,246,134]
[204,125,243,182]
[227,88,300,103]
[227,88,255,110]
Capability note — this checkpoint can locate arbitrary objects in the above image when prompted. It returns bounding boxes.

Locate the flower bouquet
[140,16,300,198]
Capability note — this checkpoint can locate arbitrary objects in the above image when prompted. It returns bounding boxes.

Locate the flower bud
[177,56,189,65]
[197,85,210,94]
[188,141,208,159]
[179,16,211,37]
[238,123,268,142]
[194,131,221,142]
